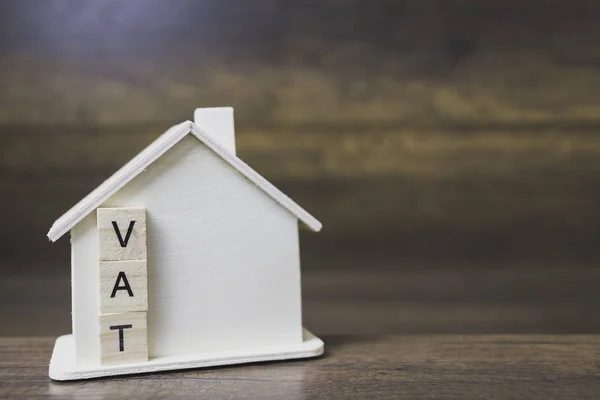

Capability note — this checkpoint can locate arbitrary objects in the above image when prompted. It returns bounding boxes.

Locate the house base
[49,328,324,381]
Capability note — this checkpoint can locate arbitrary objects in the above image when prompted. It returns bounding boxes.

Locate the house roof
[47,120,322,241]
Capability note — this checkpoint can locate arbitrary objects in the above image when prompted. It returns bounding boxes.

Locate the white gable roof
[47,121,322,242]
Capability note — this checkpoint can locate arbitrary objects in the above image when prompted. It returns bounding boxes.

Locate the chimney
[194,107,236,155]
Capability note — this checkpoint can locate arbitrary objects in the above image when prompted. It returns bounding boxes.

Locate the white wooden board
[49,111,324,373]
[70,136,305,364]
[49,329,323,381]
[194,107,236,155]
[48,120,321,242]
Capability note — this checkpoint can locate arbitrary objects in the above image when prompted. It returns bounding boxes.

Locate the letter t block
[99,312,148,365]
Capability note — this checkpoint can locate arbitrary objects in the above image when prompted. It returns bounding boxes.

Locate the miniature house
[47,108,323,380]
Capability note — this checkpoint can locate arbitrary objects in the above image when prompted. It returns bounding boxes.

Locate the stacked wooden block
[97,208,148,365]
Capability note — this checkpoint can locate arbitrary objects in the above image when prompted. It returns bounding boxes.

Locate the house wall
[71,213,101,365]
[71,135,303,365]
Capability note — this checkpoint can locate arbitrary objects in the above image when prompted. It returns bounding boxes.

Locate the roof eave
[47,120,323,241]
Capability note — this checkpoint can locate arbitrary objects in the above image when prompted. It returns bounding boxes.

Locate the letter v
[112,221,136,247]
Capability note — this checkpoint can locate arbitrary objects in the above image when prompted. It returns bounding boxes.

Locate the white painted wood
[99,260,148,314]
[71,214,100,366]
[97,208,147,261]
[47,119,322,242]
[187,122,321,232]
[52,110,324,375]
[99,312,148,366]
[50,329,323,381]
[48,122,188,242]
[70,135,305,362]
[194,107,236,155]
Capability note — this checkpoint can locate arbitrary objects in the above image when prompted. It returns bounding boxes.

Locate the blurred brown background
[2,0,600,336]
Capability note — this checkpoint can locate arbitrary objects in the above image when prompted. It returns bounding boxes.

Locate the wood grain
[1,335,600,399]
[2,3,599,394]
[99,312,148,366]
[97,208,147,262]
[2,0,600,268]
[100,260,148,314]
[4,169,600,270]
[3,269,600,338]
[4,125,600,178]
[1,1,600,125]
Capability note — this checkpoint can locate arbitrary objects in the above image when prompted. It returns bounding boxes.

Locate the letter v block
[100,260,148,314]
[99,312,148,365]
[97,208,147,261]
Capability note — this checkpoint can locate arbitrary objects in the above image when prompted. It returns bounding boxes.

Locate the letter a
[111,271,134,298]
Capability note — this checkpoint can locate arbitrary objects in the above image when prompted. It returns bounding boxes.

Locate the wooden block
[99,312,148,366]
[97,208,146,261]
[99,260,147,314]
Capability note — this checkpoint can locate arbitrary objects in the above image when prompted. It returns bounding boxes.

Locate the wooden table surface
[2,335,600,399]
[2,270,600,399]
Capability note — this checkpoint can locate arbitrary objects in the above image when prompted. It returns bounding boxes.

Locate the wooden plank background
[2,0,600,271]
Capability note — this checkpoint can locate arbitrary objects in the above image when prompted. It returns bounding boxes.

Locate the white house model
[47,107,324,381]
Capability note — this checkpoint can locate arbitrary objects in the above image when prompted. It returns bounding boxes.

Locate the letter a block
[99,312,148,365]
[100,260,148,314]
[97,208,146,261]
